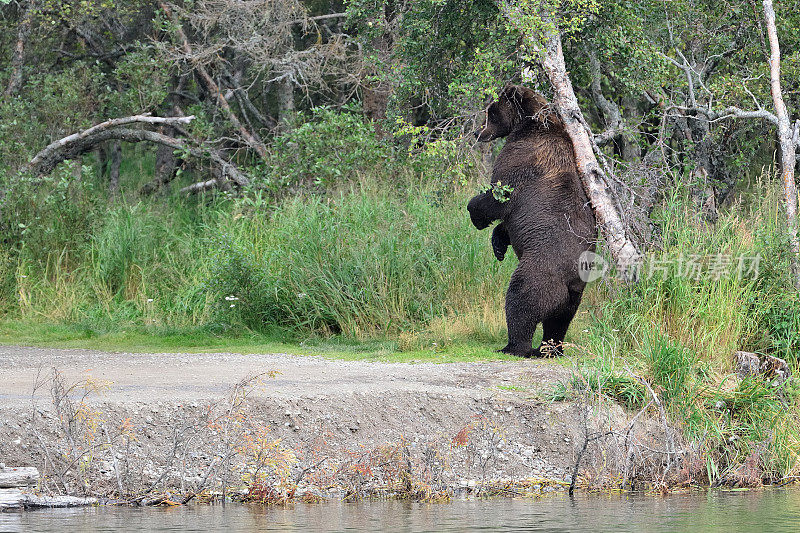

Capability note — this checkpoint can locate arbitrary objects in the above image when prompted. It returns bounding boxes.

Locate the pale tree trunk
[763,0,800,287]
[508,14,641,276]
[71,155,82,182]
[4,0,36,98]
[95,143,109,178]
[109,140,121,195]
[620,95,642,161]
[362,33,393,136]
[275,74,295,126]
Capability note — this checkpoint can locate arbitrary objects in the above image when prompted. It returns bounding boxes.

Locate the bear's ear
[525,92,564,130]
[510,88,564,131]
[497,85,531,128]
[500,86,529,115]
[501,85,525,101]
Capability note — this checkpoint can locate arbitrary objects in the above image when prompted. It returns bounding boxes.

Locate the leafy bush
[255,106,398,191]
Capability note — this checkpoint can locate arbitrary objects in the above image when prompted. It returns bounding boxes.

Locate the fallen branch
[22,114,194,176]
[179,179,219,194]
[0,466,39,488]
[21,119,250,190]
[300,12,346,24]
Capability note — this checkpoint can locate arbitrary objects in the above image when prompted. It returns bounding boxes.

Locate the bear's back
[493,127,596,268]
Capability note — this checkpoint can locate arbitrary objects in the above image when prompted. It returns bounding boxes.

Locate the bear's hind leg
[500,263,565,358]
[539,291,583,357]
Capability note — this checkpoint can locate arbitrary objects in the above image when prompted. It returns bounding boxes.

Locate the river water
[2,489,799,532]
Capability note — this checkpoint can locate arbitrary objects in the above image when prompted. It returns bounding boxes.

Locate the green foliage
[640,329,695,405]
[2,0,800,486]
[0,246,15,313]
[0,63,105,169]
[91,204,162,294]
[346,0,520,118]
[253,107,474,192]
[256,106,397,190]
[107,47,169,115]
[0,110,505,337]
[479,181,514,203]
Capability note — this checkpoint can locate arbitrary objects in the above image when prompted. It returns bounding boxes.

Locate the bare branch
[221,67,277,130]
[21,117,250,190]
[23,115,195,176]
[299,12,347,24]
[158,1,269,159]
[666,105,778,125]
[587,48,624,147]
[179,179,219,194]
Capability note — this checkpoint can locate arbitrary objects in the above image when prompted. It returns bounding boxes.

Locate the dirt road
[0,346,568,407]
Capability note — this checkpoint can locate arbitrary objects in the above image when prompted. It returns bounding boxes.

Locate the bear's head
[475,85,563,142]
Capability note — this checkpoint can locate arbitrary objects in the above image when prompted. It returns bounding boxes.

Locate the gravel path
[0,345,569,407]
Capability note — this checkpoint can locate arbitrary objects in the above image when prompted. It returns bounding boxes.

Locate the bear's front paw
[467,195,495,230]
[492,240,507,261]
[491,224,510,261]
[468,211,492,230]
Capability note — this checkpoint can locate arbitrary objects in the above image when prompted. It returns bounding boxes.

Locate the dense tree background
[2,1,797,197]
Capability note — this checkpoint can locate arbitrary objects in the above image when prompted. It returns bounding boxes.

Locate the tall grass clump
[590,179,800,366]
[576,175,800,482]
[207,188,513,341]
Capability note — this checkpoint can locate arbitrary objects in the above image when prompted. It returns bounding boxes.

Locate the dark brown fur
[467,86,596,357]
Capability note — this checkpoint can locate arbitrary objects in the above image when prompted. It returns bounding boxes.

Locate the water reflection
[2,490,799,532]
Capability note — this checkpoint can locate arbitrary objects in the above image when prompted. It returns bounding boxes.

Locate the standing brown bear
[467,86,596,358]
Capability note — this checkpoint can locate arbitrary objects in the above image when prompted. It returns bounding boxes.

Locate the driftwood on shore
[0,465,97,511]
[1,489,97,511]
[0,466,39,488]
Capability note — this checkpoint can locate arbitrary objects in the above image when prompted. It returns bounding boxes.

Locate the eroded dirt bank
[0,346,675,505]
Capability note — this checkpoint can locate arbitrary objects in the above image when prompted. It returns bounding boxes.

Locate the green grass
[0,319,526,363]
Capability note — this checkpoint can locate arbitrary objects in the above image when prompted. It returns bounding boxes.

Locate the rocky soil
[0,346,673,504]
